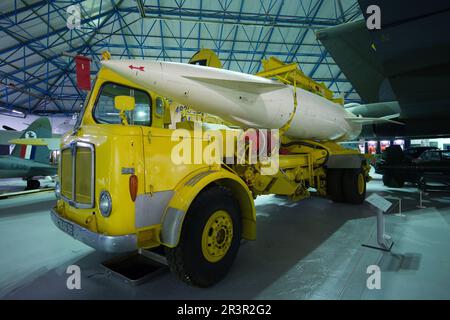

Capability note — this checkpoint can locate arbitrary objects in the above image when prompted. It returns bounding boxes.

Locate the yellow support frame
[256,56,344,105]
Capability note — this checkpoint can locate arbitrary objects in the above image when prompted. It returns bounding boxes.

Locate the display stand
[385,196,404,217]
[362,193,395,252]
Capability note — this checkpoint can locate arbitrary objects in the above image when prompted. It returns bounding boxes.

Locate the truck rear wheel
[327,169,345,202]
[382,173,392,186]
[383,173,404,188]
[342,169,366,204]
[165,185,242,287]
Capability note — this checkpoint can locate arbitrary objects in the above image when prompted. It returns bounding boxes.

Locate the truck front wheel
[165,185,242,287]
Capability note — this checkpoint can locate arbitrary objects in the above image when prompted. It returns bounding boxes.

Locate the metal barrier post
[417,189,427,209]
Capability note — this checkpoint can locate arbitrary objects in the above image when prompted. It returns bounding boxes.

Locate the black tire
[165,185,242,287]
[342,169,366,204]
[383,173,404,188]
[382,173,392,186]
[392,176,405,188]
[383,145,404,165]
[26,179,40,190]
[327,169,345,202]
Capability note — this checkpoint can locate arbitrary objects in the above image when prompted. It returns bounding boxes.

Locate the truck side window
[93,82,152,126]
[155,97,164,117]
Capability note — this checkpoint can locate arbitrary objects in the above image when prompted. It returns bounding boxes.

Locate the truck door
[139,95,208,194]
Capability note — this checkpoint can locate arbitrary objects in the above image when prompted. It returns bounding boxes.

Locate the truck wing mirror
[115,96,135,111]
[115,96,135,125]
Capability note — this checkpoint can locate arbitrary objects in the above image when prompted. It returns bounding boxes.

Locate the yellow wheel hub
[358,173,365,195]
[201,210,233,263]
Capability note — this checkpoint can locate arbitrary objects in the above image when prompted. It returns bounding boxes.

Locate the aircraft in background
[316,0,450,139]
[0,113,75,146]
[0,117,57,189]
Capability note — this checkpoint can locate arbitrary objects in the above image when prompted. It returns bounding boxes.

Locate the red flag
[75,55,91,90]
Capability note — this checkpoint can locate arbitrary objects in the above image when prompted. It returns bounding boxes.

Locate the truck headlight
[55,181,61,199]
[99,191,112,217]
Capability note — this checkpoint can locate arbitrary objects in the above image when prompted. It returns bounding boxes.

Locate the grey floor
[0,178,55,195]
[0,174,449,300]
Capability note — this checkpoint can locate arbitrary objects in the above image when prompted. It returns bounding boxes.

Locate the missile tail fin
[345,114,404,125]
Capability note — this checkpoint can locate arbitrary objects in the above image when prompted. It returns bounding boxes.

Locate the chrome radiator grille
[60,141,95,208]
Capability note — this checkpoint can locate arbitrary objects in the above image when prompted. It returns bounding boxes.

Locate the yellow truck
[51,55,370,287]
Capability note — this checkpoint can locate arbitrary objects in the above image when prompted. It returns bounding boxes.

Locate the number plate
[57,219,74,237]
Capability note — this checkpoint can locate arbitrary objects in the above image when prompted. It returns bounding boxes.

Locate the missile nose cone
[100,59,129,73]
[100,60,124,75]
[100,59,167,93]
[101,59,162,76]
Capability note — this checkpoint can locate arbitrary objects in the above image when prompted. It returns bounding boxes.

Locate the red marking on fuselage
[128,65,145,72]
[20,145,26,158]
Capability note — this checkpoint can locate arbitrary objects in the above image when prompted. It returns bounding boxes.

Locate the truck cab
[51,66,256,287]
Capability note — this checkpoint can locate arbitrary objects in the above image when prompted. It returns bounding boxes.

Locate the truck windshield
[93,82,152,126]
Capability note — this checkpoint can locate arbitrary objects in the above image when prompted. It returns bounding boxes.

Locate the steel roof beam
[252,0,285,73]
[118,5,339,29]
[0,7,116,56]
[0,0,49,19]
[286,0,324,63]
[31,0,125,111]
[225,0,244,70]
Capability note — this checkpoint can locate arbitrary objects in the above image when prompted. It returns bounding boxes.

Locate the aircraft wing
[358,0,450,119]
[316,20,393,104]
[317,1,450,138]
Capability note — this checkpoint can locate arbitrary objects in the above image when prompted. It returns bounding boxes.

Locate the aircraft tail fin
[10,117,52,163]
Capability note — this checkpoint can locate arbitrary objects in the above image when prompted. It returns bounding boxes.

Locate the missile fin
[345,114,404,125]
[183,76,285,94]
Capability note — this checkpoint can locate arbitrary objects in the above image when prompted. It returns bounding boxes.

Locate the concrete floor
[0,178,55,195]
[0,174,449,300]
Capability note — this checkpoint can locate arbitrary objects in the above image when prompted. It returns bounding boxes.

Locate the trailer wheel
[342,169,366,204]
[327,169,345,202]
[165,185,241,287]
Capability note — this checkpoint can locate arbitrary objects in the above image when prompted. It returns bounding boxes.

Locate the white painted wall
[411,138,450,150]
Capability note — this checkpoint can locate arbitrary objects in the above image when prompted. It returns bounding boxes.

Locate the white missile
[101,60,401,141]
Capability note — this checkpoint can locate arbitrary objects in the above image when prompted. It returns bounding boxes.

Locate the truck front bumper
[50,207,137,253]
